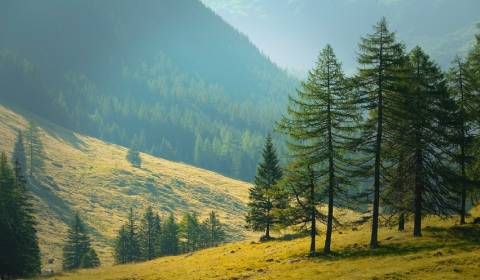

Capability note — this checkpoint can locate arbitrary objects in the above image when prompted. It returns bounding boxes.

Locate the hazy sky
[201,0,480,77]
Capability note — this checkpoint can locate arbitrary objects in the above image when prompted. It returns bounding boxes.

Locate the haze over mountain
[202,0,480,76]
[0,0,297,181]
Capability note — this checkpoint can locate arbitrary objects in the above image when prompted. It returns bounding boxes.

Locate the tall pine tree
[12,132,41,276]
[160,213,179,256]
[245,134,284,240]
[448,56,478,224]
[355,17,406,248]
[403,47,457,236]
[278,45,358,254]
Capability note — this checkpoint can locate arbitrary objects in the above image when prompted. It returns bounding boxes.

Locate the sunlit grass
[0,104,252,271]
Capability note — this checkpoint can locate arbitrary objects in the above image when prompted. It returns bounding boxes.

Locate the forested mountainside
[0,104,251,270]
[0,0,297,181]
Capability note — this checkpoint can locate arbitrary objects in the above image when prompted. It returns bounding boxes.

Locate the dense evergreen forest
[0,0,296,181]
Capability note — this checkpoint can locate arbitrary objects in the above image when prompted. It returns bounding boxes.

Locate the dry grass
[40,217,480,280]
[0,104,252,272]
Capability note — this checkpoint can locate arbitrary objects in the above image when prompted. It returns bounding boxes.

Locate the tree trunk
[310,171,316,257]
[413,149,423,237]
[371,91,383,248]
[324,69,334,255]
[398,212,405,231]
[460,143,467,225]
[265,222,270,239]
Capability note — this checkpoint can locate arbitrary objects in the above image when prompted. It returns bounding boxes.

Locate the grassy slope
[43,216,480,280]
[0,104,252,271]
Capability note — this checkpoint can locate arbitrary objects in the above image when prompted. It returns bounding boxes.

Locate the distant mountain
[0,0,297,181]
[0,104,251,270]
[202,0,480,76]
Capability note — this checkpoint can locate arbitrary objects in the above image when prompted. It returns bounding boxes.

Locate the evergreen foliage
[354,17,407,248]
[160,213,179,256]
[0,131,41,279]
[203,211,225,247]
[245,135,285,239]
[447,56,478,225]
[63,213,100,270]
[139,207,161,260]
[127,146,141,168]
[278,45,359,254]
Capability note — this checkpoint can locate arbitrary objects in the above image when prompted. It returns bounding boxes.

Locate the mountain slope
[41,218,480,280]
[0,104,251,271]
[0,0,297,181]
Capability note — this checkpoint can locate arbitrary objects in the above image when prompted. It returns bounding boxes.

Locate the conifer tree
[12,132,41,276]
[160,213,179,256]
[180,212,201,252]
[127,146,141,168]
[355,17,406,248]
[139,207,160,260]
[0,152,22,279]
[114,225,129,264]
[125,208,140,262]
[448,56,478,224]
[402,47,457,236]
[81,248,100,268]
[281,162,323,256]
[63,213,100,270]
[204,211,225,247]
[245,134,284,240]
[279,45,358,254]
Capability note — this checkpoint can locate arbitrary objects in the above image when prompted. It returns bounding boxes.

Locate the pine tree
[12,132,41,276]
[355,17,406,248]
[160,213,179,256]
[81,248,100,268]
[0,152,21,279]
[139,207,160,260]
[278,45,358,254]
[448,56,478,224]
[403,47,457,236]
[125,208,140,262]
[204,211,225,247]
[281,161,323,256]
[180,212,202,252]
[127,146,141,168]
[114,225,129,264]
[245,134,284,240]
[63,213,100,270]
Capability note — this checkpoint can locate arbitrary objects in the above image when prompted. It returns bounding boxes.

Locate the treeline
[114,208,225,264]
[247,18,480,256]
[0,0,298,181]
[0,133,41,279]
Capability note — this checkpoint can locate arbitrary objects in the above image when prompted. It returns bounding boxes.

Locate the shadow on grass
[318,242,444,261]
[425,225,480,244]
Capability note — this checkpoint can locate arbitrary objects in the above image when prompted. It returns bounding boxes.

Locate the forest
[1,0,480,278]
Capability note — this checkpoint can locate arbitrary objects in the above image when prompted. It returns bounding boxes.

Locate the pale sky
[201,0,480,77]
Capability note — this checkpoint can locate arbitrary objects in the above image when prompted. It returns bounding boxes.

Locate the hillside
[40,216,480,280]
[0,104,252,271]
[0,0,297,181]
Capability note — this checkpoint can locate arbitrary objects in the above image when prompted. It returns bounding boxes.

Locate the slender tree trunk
[459,62,467,225]
[398,212,405,231]
[413,149,423,237]
[460,146,466,225]
[371,38,384,249]
[371,91,383,248]
[310,178,316,257]
[265,220,270,239]
[324,65,334,255]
